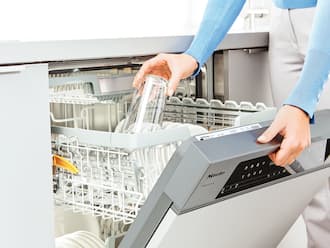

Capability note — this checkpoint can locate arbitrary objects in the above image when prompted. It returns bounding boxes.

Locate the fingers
[269,151,296,167]
[269,141,295,166]
[133,55,169,89]
[133,53,198,92]
[258,105,311,167]
[167,72,182,96]
[257,119,283,144]
[133,70,144,89]
[269,136,309,166]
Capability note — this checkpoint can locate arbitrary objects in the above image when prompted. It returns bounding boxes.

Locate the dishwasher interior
[49,57,277,247]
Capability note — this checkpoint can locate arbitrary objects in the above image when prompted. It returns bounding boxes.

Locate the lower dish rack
[53,136,142,223]
[51,95,276,242]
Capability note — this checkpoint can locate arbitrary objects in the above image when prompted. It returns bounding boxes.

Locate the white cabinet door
[0,64,54,248]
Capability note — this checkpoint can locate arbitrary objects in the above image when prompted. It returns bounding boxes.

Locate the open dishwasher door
[119,110,330,248]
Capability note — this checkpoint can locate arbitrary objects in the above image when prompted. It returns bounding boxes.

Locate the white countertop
[0,31,268,65]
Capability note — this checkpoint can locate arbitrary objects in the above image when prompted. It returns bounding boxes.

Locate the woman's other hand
[257,105,311,166]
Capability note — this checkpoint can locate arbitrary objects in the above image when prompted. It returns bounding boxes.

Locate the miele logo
[207,171,225,178]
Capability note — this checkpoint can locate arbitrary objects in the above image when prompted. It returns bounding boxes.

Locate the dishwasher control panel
[216,155,290,199]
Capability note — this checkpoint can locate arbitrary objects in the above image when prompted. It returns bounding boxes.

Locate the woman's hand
[257,105,311,166]
[133,53,198,96]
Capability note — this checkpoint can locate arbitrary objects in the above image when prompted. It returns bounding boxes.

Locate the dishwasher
[48,59,330,248]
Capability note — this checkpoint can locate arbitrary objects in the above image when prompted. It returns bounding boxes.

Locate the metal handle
[0,65,26,74]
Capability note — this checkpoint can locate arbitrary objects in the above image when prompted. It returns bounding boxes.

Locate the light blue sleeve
[184,0,246,74]
[284,0,330,118]
[273,0,316,9]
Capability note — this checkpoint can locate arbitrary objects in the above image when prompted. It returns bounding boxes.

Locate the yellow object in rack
[53,154,79,175]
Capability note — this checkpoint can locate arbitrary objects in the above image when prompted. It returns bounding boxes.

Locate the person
[133,1,330,247]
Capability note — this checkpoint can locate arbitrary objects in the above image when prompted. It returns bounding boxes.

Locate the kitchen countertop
[0,31,268,65]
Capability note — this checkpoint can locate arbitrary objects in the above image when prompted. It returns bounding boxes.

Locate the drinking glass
[120,75,168,133]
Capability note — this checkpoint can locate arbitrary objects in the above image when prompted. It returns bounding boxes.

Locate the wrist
[283,104,310,119]
[182,52,199,77]
[183,53,198,70]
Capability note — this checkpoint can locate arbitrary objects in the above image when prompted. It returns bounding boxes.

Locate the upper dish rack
[49,64,196,105]
[49,70,136,103]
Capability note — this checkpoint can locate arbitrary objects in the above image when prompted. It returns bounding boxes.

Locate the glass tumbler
[120,75,168,133]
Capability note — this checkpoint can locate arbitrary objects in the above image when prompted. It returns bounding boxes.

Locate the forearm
[184,0,246,74]
[284,0,330,118]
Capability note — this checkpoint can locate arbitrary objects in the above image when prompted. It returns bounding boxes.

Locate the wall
[0,0,271,41]
[1,0,205,41]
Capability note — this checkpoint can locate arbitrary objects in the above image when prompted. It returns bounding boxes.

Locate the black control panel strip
[217,155,291,199]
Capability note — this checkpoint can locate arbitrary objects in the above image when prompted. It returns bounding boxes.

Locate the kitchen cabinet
[0,64,54,248]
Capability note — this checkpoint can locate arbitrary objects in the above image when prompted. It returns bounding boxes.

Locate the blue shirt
[185,0,330,118]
